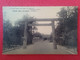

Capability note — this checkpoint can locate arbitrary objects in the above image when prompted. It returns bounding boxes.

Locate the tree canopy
[55,7,78,47]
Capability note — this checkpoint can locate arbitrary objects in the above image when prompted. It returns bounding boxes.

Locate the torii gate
[23,18,62,49]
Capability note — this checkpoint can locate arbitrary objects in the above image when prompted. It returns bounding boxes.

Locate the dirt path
[3,40,76,54]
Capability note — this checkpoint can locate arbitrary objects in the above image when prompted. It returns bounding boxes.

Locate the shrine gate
[23,18,62,49]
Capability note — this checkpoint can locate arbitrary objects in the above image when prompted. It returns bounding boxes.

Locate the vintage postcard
[3,6,77,54]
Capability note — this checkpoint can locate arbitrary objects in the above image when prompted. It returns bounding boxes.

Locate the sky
[3,6,63,34]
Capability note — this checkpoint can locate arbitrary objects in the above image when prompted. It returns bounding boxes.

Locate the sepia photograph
[3,6,78,54]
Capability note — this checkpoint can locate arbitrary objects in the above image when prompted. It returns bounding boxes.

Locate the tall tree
[55,7,78,47]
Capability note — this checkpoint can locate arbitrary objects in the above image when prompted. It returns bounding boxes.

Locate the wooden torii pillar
[23,21,28,48]
[52,21,57,49]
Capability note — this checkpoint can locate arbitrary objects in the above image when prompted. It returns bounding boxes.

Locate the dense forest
[3,16,35,50]
[55,7,78,48]
[3,20,23,50]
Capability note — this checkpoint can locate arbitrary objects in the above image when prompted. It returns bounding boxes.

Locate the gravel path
[3,40,77,54]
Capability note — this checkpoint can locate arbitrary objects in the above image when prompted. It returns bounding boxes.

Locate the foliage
[3,15,37,50]
[3,20,23,50]
[55,7,78,48]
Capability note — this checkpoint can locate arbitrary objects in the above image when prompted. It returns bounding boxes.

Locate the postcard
[3,6,78,54]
